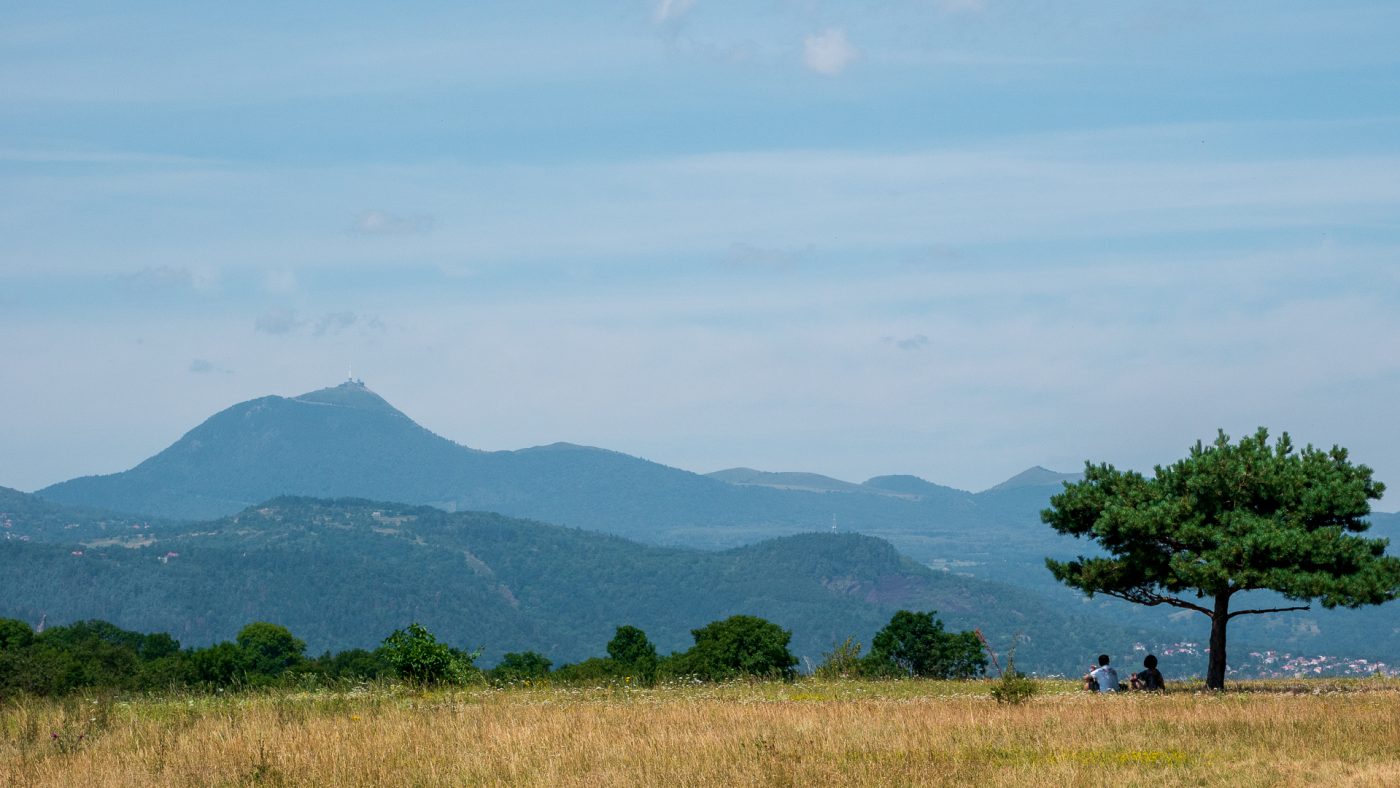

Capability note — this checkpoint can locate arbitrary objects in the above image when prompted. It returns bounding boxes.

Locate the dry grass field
[3,677,1398,787]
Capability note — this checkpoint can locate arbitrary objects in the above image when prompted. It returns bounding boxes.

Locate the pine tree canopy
[1043,428,1400,617]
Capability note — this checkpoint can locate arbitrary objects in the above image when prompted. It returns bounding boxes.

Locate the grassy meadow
[3,677,1398,787]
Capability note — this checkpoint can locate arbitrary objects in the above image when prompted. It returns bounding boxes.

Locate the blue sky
[3,1,1400,500]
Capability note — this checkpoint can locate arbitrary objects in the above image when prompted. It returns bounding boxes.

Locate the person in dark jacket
[1130,654,1166,691]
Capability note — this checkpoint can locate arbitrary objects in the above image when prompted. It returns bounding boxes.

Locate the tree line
[0,609,985,697]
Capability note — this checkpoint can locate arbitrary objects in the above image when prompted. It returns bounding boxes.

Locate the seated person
[1130,654,1166,691]
[1082,654,1119,693]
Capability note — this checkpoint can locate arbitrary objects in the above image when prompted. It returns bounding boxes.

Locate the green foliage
[990,658,1038,705]
[867,610,988,679]
[1,490,1202,677]
[606,625,658,684]
[235,622,306,679]
[0,617,35,651]
[380,623,478,685]
[491,651,553,683]
[188,642,248,686]
[665,615,798,682]
[1043,428,1400,689]
[307,648,392,682]
[549,657,621,684]
[814,636,865,679]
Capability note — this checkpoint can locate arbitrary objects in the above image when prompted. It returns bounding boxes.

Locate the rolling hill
[0,493,1171,673]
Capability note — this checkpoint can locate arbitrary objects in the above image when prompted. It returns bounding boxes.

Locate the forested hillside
[1,494,1172,674]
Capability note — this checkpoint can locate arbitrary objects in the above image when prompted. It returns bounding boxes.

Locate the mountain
[862,474,969,502]
[0,494,1172,674]
[987,466,1084,492]
[34,382,1037,563]
[706,468,871,495]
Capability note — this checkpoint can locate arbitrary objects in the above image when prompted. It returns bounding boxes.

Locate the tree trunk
[1206,592,1231,690]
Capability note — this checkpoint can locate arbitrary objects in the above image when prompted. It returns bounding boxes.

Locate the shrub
[868,611,988,679]
[990,654,1038,705]
[490,651,553,683]
[665,615,798,682]
[380,623,479,685]
[814,636,865,679]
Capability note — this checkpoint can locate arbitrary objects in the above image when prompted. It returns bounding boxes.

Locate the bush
[490,651,553,683]
[550,657,621,684]
[867,610,987,679]
[990,654,1038,705]
[380,623,479,685]
[814,636,865,679]
[664,615,798,682]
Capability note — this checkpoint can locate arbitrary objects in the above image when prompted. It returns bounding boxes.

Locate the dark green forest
[0,610,987,698]
[2,493,1169,675]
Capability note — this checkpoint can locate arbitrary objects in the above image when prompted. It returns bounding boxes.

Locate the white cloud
[803,28,859,76]
[654,0,697,24]
[350,210,434,236]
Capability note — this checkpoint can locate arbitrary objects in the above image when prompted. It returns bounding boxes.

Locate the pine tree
[1043,428,1400,690]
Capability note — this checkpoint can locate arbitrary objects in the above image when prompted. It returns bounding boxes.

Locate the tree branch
[1228,605,1310,619]
[1098,588,1214,617]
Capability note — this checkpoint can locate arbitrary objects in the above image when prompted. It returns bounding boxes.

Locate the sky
[3,1,1400,500]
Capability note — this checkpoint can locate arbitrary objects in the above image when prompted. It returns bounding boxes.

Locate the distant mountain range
[18,380,1400,673]
[35,381,1082,578]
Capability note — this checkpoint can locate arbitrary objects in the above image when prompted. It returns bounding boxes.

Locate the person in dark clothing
[1130,654,1166,691]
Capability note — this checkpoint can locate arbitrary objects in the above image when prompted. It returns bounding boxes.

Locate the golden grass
[3,677,1398,787]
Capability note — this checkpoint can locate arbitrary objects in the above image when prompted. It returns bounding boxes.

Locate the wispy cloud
[350,210,434,236]
[254,306,299,335]
[262,270,298,296]
[884,334,930,351]
[936,0,989,13]
[312,312,386,335]
[188,358,232,374]
[118,266,219,293]
[654,0,697,24]
[803,28,858,75]
[255,308,385,337]
[723,242,812,270]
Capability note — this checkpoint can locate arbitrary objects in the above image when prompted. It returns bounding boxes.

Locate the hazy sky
[4,1,1400,499]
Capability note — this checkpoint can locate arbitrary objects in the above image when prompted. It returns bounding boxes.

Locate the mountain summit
[38,381,474,519]
[987,466,1083,492]
[292,378,405,415]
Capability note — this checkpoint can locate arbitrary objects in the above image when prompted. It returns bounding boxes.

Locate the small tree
[1044,429,1400,690]
[606,625,658,683]
[670,615,798,681]
[235,622,306,680]
[867,610,987,679]
[380,623,476,685]
[0,618,35,652]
